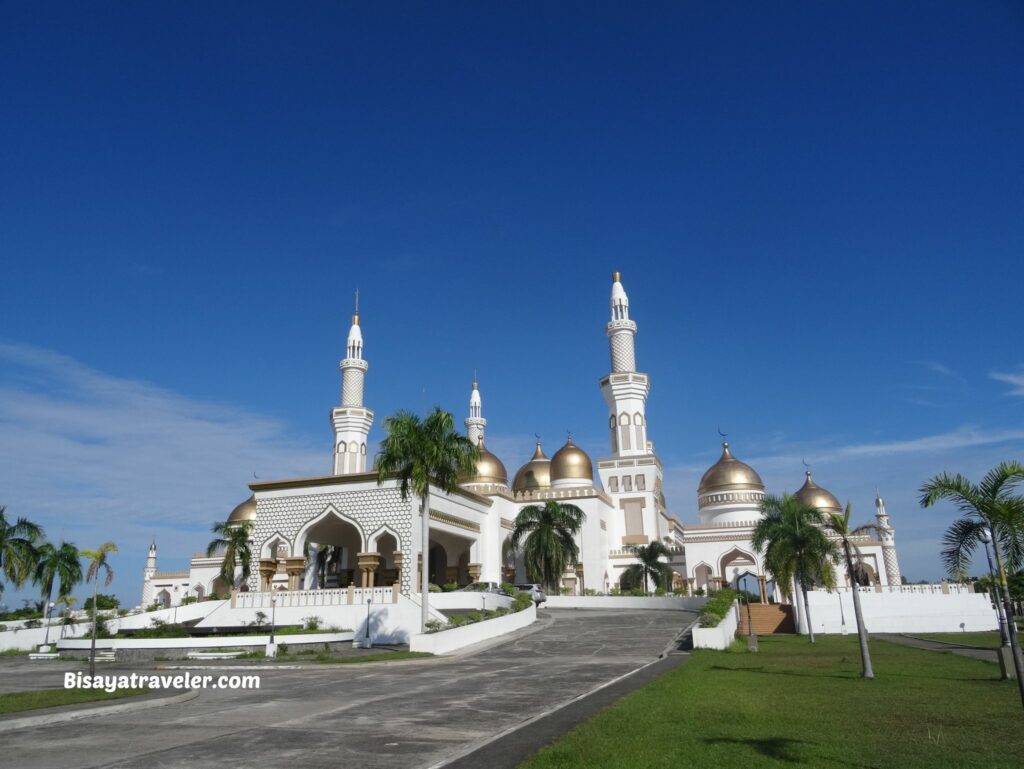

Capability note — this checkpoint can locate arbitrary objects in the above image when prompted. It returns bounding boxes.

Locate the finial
[567,430,573,443]
[473,369,478,390]
[352,288,360,325]
[802,458,811,477]
[535,432,541,445]
[612,270,621,283]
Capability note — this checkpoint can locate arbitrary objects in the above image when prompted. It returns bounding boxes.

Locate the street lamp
[979,528,1012,679]
[41,601,55,650]
[269,594,277,644]
[734,568,758,653]
[365,597,372,647]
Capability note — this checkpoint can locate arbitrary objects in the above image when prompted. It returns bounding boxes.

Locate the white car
[515,583,548,605]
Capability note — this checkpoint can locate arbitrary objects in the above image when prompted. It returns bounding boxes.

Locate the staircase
[95,649,117,663]
[737,604,796,635]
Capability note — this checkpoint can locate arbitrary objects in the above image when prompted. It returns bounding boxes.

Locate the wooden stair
[737,604,796,635]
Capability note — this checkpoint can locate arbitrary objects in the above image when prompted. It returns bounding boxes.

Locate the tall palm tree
[207,520,254,590]
[920,462,1024,705]
[622,541,673,594]
[509,500,586,594]
[752,493,839,643]
[824,504,877,679]
[34,540,82,647]
[0,506,43,596]
[376,407,479,632]
[82,542,117,677]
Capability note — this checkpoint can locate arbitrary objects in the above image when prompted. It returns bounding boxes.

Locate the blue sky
[1,3,1022,606]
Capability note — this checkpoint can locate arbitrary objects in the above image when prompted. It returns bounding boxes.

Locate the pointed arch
[368,523,402,552]
[719,546,758,577]
[260,531,291,559]
[292,504,366,555]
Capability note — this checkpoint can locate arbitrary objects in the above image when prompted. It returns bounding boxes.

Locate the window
[635,474,646,491]
[609,477,619,492]
[623,475,633,491]
[624,501,644,535]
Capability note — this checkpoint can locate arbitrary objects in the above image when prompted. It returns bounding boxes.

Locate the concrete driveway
[2,608,695,769]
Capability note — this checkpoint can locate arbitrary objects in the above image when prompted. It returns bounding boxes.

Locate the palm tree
[207,520,254,590]
[920,462,1024,705]
[824,504,877,679]
[509,500,586,594]
[622,541,673,594]
[376,407,479,632]
[34,540,82,647]
[752,493,839,643]
[0,506,43,596]
[82,542,117,677]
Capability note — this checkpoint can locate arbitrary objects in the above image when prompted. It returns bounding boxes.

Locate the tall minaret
[465,376,486,446]
[600,271,651,457]
[141,540,157,606]
[875,491,902,586]
[331,293,374,475]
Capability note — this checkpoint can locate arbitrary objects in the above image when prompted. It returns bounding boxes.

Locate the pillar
[392,552,404,588]
[258,559,277,592]
[468,563,482,583]
[575,562,585,594]
[357,552,381,588]
[757,576,768,605]
[284,557,306,591]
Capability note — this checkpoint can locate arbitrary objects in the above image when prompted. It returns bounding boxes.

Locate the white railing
[816,583,973,596]
[234,587,393,609]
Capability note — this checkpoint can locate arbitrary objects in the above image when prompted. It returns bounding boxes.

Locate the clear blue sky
[1,3,1022,606]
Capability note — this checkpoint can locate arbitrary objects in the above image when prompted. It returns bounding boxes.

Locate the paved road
[2,608,695,769]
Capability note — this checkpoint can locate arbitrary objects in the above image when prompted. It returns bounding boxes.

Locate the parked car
[515,583,548,605]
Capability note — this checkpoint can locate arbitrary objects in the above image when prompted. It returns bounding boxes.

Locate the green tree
[34,540,82,646]
[375,407,478,632]
[823,504,877,679]
[207,520,254,590]
[622,540,674,594]
[509,500,586,594]
[920,462,1024,705]
[752,493,838,643]
[0,505,43,596]
[83,593,119,610]
[82,542,117,677]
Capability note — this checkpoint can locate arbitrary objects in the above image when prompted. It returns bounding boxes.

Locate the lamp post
[268,594,277,649]
[979,527,1012,680]
[41,601,55,651]
[365,597,372,647]
[734,568,758,653]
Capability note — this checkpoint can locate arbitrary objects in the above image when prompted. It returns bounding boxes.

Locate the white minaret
[600,271,651,457]
[141,540,157,607]
[465,376,486,446]
[331,293,374,475]
[875,491,902,586]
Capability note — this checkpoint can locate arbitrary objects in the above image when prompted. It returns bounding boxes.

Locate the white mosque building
[141,272,904,609]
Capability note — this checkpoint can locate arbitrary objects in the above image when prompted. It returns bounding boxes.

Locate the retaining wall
[409,604,537,655]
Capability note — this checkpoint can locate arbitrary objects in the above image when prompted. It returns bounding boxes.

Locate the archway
[156,589,171,608]
[375,532,399,586]
[295,509,365,589]
[693,563,713,592]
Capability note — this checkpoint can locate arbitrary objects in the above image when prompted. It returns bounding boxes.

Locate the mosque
[141,272,902,609]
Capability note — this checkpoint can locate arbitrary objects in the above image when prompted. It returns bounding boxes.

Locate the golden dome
[794,471,842,513]
[226,495,256,525]
[512,441,552,492]
[464,439,508,486]
[698,442,764,494]
[550,436,593,483]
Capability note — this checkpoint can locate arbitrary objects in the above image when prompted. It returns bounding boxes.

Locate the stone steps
[737,604,796,634]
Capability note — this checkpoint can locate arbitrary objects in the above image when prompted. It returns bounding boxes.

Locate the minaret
[331,293,374,474]
[599,271,651,457]
[465,376,486,446]
[875,491,902,586]
[141,540,157,607]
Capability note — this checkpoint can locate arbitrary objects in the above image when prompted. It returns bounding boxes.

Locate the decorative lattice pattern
[341,368,364,406]
[883,545,901,586]
[249,487,414,594]
[609,332,636,373]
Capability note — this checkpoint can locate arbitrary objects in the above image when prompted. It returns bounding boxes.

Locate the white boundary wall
[691,601,739,650]
[425,593,513,612]
[796,589,998,635]
[58,631,353,651]
[543,595,708,612]
[0,623,91,652]
[410,604,537,655]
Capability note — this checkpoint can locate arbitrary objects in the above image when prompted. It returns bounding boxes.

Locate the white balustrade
[234,587,393,609]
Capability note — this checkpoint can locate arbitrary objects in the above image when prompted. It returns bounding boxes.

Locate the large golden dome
[794,471,842,513]
[226,494,256,525]
[698,442,764,494]
[512,441,551,492]
[464,439,508,486]
[550,437,593,484]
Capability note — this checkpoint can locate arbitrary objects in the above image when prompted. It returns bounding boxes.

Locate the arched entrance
[294,509,365,589]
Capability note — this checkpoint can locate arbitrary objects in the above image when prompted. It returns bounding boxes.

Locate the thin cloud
[991,370,1024,397]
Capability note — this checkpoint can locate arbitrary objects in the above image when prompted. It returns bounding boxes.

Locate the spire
[333,289,374,474]
[610,271,630,322]
[465,375,486,445]
[346,291,363,361]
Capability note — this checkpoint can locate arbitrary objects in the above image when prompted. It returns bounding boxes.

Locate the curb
[0,688,200,733]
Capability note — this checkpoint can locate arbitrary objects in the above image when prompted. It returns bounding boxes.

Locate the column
[357,552,381,588]
[258,559,277,592]
[392,552,404,588]
[575,562,585,594]
[284,557,306,591]
[757,576,768,604]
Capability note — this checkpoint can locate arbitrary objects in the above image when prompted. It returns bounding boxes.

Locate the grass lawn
[912,632,1001,648]
[520,635,1023,769]
[0,688,149,715]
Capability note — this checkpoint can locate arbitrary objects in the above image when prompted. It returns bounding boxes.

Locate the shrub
[252,611,269,627]
[0,624,7,632]
[609,586,621,596]
[466,611,483,623]
[428,583,442,593]
[698,588,738,628]
[673,586,689,596]
[500,582,516,596]
[442,582,459,592]
[145,602,160,612]
[583,588,599,596]
[654,587,666,597]
[302,615,323,631]
[449,614,467,627]
[512,591,533,613]
[628,588,645,597]
[84,593,119,611]
[130,621,190,639]
[494,607,509,617]
[425,619,446,633]
[180,597,197,606]
[207,592,229,601]
[278,643,288,654]
[693,587,706,597]
[24,619,42,629]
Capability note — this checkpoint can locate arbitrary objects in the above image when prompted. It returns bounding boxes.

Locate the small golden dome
[550,436,593,483]
[698,442,764,494]
[512,441,552,492]
[464,439,508,486]
[226,495,256,525]
[794,471,842,513]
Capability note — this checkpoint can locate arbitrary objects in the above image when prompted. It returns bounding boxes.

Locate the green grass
[912,631,1001,648]
[0,688,149,715]
[519,635,1023,769]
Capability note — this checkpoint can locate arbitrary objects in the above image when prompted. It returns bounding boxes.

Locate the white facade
[142,271,912,623]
